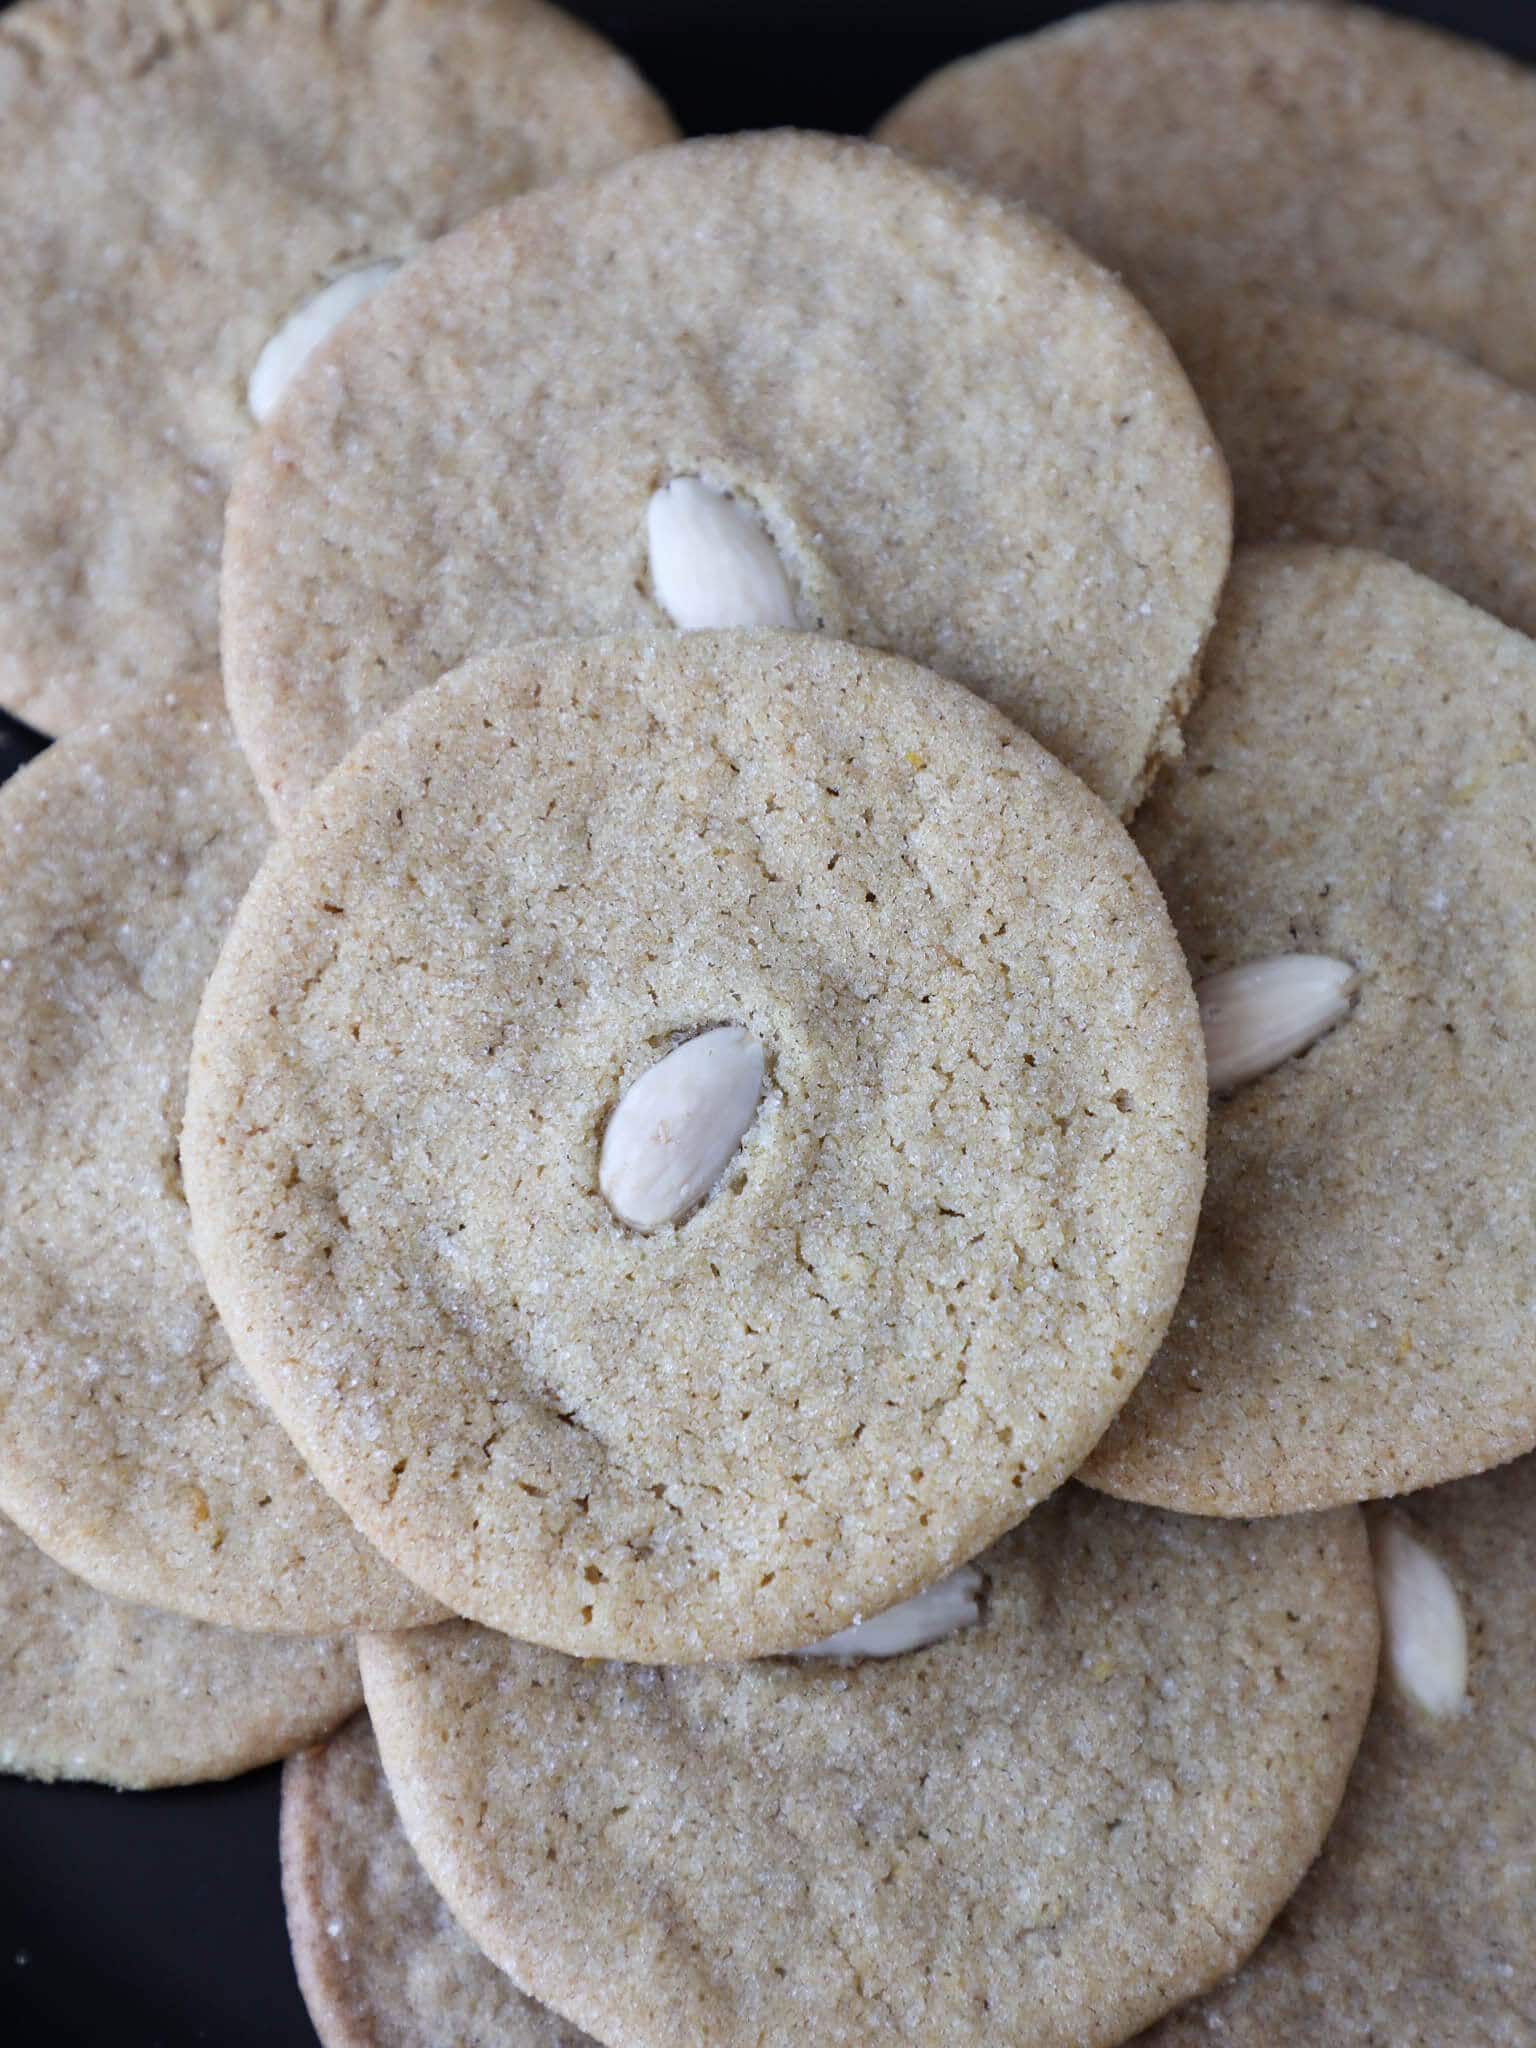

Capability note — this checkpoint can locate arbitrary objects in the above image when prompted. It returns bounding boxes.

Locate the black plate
[1,4,1530,2043]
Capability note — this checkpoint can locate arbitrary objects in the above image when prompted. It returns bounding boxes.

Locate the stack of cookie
[0,1,1530,2042]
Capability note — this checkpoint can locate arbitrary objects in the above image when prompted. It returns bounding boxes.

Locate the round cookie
[1084,544,1536,1514]
[0,1511,360,1789]
[0,707,442,1632]
[220,128,1231,824]
[183,631,1208,1662]
[283,1714,590,2048]
[877,0,1536,391]
[1144,1454,1536,2045]
[0,0,676,735]
[360,1489,1379,2048]
[1146,284,1536,643]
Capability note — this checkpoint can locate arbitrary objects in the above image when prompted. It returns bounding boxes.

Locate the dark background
[0,2,1529,2042]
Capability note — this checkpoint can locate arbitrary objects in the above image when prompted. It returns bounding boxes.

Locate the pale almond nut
[1196,954,1357,1094]
[793,1564,985,1661]
[646,478,801,629]
[248,261,403,424]
[598,1025,764,1233]
[1371,1517,1468,1718]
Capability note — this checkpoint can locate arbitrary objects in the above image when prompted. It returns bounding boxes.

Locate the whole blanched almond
[646,478,801,629]
[794,1564,984,1661]
[599,1025,765,1233]
[248,261,403,424]
[1196,954,1357,1094]
[1372,1517,1468,1718]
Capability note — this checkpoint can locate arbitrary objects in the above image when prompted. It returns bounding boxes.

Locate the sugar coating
[0,707,442,1631]
[878,0,1536,390]
[283,1715,589,2048]
[360,1489,1379,2048]
[0,1511,360,1789]
[1086,546,1536,1513]
[0,0,676,734]
[219,128,1231,824]
[184,632,1207,1662]
[1150,284,1536,642]
[1145,1453,1536,2044]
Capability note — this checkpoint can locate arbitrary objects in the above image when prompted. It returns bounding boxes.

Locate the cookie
[877,0,1536,390]
[283,1714,589,2048]
[0,706,442,1632]
[0,1510,360,1789]
[1146,284,1536,642]
[359,1488,1378,2048]
[0,0,676,735]
[183,631,1207,1662]
[219,128,1231,824]
[1145,1454,1536,2045]
[1084,545,1536,1514]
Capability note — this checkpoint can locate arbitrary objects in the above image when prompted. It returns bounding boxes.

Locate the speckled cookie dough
[1144,284,1536,643]
[183,632,1207,1662]
[359,1489,1378,2048]
[0,0,676,735]
[0,707,443,1632]
[219,128,1230,824]
[1084,545,1536,1514]
[877,0,1536,391]
[284,1715,591,2048]
[0,1511,361,1789]
[1143,1454,1536,2046]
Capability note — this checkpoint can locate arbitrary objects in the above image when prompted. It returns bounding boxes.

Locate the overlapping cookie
[284,1715,589,2048]
[359,1489,1378,2048]
[184,632,1207,1661]
[878,0,1536,389]
[1145,285,1536,642]
[0,0,676,735]
[0,706,441,1631]
[1145,1454,1536,2043]
[1084,545,1536,1514]
[0,1512,360,1789]
[219,128,1231,823]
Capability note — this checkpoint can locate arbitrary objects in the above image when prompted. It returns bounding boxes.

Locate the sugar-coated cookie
[0,0,675,733]
[220,129,1229,823]
[1086,546,1536,1513]
[0,708,442,1631]
[879,1,1536,389]
[0,1511,360,1789]
[185,632,1206,1661]
[359,1489,1378,2048]
[283,1714,590,2048]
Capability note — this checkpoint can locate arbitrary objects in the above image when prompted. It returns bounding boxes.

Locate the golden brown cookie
[1085,545,1536,1513]
[220,129,1230,823]
[283,1715,590,2048]
[878,0,1536,389]
[0,0,675,734]
[0,707,442,1631]
[184,631,1207,1662]
[1148,284,1536,642]
[360,1489,1379,2048]
[1145,1454,1536,2045]
[0,1511,360,1789]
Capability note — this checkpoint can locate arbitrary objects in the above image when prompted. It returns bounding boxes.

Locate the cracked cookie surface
[358,1489,1377,2048]
[184,632,1207,1661]
[0,0,675,734]
[0,708,442,1631]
